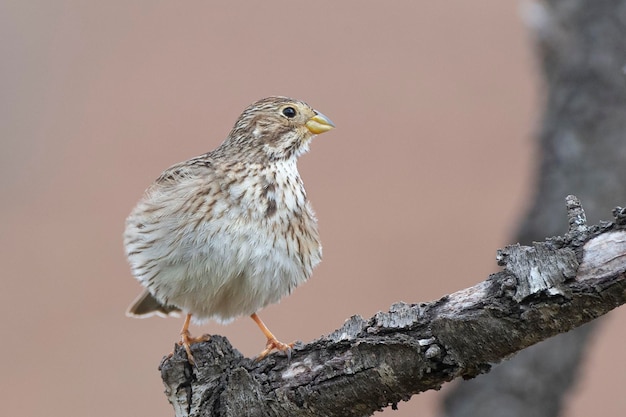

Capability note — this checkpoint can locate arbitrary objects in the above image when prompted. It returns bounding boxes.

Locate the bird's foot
[178,330,210,365]
[256,337,294,360]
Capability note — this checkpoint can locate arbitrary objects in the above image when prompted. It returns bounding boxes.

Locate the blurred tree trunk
[442,1,626,415]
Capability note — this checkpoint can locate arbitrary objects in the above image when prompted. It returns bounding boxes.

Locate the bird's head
[223,96,335,161]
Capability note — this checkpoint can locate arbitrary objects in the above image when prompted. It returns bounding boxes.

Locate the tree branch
[159,196,626,417]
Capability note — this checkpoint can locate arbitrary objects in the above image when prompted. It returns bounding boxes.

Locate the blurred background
[2,1,625,416]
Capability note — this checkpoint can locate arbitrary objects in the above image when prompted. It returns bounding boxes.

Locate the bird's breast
[124,160,322,321]
[220,162,321,272]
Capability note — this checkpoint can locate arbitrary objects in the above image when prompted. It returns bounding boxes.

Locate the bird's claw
[256,338,294,361]
[178,330,210,365]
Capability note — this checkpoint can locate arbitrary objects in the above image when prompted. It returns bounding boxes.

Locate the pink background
[2,2,624,416]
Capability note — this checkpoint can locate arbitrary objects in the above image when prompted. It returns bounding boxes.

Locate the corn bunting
[124,96,334,362]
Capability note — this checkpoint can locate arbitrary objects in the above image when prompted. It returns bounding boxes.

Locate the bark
[442,1,626,415]
[160,196,626,417]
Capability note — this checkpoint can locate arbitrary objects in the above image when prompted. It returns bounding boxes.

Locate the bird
[124,96,334,363]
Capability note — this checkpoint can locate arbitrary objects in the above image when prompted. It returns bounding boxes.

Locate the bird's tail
[126,290,182,318]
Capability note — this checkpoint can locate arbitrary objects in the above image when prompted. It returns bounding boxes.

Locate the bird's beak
[305,111,335,134]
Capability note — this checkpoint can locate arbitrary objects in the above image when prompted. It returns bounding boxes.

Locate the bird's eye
[282,107,297,118]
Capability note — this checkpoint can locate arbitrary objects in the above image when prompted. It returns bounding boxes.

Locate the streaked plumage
[124,96,334,361]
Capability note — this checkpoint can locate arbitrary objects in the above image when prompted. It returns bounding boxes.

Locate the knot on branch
[565,195,587,233]
[612,206,626,225]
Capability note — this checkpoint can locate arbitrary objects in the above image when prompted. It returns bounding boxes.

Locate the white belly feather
[124,159,321,323]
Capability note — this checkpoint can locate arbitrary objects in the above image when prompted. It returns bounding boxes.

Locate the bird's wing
[153,154,215,187]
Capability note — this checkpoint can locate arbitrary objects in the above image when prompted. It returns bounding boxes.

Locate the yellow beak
[305,111,335,134]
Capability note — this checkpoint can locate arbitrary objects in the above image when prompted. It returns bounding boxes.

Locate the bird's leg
[250,312,293,359]
[177,313,210,365]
